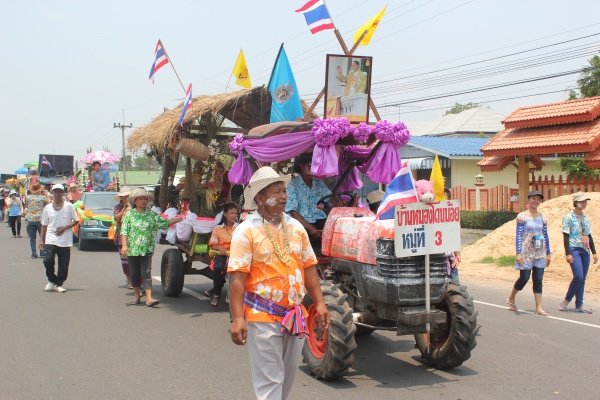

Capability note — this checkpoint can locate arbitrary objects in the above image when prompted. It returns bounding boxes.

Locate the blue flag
[268,47,303,123]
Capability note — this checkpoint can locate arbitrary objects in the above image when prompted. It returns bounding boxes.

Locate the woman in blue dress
[507,190,551,316]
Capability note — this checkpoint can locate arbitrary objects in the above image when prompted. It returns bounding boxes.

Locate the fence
[452,174,600,211]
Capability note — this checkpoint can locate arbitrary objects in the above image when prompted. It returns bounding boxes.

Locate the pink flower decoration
[229,134,245,156]
[374,120,410,147]
[352,122,372,142]
[311,118,351,146]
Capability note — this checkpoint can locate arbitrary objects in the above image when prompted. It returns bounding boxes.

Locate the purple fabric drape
[364,142,402,184]
[311,145,338,178]
[338,151,363,192]
[229,131,315,184]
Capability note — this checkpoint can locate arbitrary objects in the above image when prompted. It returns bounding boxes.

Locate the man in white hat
[40,184,78,293]
[228,167,330,400]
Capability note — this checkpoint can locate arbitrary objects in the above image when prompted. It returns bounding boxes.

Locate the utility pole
[114,109,132,185]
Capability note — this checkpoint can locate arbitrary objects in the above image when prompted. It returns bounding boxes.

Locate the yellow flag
[232,49,252,89]
[430,154,446,201]
[353,5,387,46]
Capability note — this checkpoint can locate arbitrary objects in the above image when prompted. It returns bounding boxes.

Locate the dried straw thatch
[128,86,317,151]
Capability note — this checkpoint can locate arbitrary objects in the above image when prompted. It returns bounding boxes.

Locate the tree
[577,55,600,98]
[444,102,480,115]
[558,156,600,179]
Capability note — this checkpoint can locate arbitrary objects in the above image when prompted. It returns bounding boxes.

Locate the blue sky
[1,0,599,173]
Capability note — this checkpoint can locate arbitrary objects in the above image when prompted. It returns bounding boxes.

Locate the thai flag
[41,156,53,170]
[148,39,169,81]
[376,162,419,220]
[178,83,192,126]
[295,0,335,34]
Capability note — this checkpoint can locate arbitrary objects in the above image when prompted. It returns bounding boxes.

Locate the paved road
[1,227,599,400]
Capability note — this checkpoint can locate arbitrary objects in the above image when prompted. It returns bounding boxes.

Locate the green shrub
[460,210,517,230]
[479,256,495,263]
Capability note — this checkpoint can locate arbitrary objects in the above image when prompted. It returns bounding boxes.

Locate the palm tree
[577,55,600,98]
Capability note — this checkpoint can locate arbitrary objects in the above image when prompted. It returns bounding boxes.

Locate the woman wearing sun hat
[559,191,598,313]
[25,183,50,258]
[113,187,134,288]
[507,190,551,316]
[120,188,182,307]
[228,166,330,399]
[66,183,81,203]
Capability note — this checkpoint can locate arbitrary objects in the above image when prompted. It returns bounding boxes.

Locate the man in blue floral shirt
[285,153,336,249]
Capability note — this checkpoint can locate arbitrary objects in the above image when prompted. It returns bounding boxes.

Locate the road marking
[152,276,206,301]
[474,300,600,329]
[149,277,600,329]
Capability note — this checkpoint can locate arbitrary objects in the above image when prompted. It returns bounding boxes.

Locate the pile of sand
[462,192,600,297]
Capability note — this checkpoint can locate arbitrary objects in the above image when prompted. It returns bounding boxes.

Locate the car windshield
[83,193,116,214]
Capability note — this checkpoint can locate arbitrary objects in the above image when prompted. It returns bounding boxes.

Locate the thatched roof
[128,86,317,151]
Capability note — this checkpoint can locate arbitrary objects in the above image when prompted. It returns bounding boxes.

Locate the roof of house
[408,136,490,158]
[479,96,600,171]
[407,107,504,136]
[503,96,600,129]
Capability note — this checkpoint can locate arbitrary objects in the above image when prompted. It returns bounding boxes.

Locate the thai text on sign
[394,200,461,258]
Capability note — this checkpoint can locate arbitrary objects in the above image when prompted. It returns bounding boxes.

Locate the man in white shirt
[40,184,78,293]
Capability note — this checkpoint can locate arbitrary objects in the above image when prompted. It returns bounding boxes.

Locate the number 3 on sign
[435,231,443,246]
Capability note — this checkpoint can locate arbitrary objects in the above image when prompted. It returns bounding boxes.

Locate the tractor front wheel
[302,281,357,380]
[414,282,478,369]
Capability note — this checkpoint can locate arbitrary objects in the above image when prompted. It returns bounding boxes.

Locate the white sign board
[394,200,461,258]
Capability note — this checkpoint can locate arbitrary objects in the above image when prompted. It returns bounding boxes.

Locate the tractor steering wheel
[317,191,356,214]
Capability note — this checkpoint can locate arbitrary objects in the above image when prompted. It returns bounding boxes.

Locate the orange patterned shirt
[208,222,238,250]
[228,212,317,323]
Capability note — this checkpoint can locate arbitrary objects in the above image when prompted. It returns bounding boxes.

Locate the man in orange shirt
[228,167,330,400]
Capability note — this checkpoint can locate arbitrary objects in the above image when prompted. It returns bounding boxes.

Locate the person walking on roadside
[204,202,239,307]
[113,188,133,288]
[0,189,7,223]
[228,167,330,400]
[25,183,50,258]
[120,188,182,307]
[7,190,24,238]
[40,184,78,293]
[559,192,598,313]
[507,190,551,316]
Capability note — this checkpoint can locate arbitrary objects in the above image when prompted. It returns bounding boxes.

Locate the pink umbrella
[80,150,121,165]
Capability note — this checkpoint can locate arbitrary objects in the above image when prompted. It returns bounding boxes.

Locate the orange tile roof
[585,148,600,168]
[478,154,544,172]
[503,96,600,129]
[478,155,513,172]
[481,118,600,156]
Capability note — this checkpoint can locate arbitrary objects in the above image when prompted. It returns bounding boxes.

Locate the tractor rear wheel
[302,281,357,380]
[414,282,478,369]
[161,249,185,297]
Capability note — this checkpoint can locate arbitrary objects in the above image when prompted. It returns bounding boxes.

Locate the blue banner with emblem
[268,46,303,123]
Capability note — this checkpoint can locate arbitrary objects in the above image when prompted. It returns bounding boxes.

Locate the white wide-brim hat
[129,188,149,204]
[114,187,132,200]
[243,167,290,210]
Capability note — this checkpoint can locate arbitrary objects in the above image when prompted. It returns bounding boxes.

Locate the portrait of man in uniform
[324,55,372,123]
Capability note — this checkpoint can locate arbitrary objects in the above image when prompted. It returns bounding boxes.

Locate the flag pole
[159,39,187,94]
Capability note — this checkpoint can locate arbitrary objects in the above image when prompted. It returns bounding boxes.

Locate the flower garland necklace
[263,215,292,266]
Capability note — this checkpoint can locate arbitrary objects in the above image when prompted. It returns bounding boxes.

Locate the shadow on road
[300,332,478,390]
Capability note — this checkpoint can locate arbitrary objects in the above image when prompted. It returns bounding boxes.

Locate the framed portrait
[324,54,373,123]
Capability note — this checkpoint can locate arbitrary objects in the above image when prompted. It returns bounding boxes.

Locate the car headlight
[83,220,99,226]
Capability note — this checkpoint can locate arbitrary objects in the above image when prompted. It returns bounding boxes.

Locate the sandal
[203,289,213,298]
[558,300,569,311]
[146,299,160,307]
[575,306,593,314]
[126,299,141,306]
[210,295,220,307]
[506,299,518,312]
[535,309,550,316]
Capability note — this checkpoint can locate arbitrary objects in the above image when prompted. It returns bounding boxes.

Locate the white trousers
[247,322,305,400]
